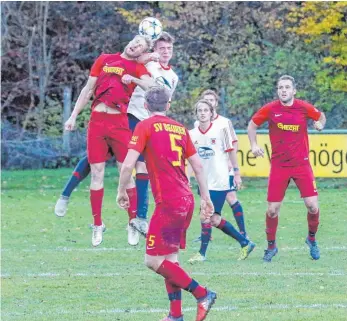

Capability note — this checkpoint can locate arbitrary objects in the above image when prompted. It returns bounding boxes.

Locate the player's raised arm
[121,74,156,91]
[65,76,97,131]
[136,52,160,64]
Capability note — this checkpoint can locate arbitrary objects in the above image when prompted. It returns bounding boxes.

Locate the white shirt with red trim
[194,114,237,175]
[189,123,233,191]
[127,61,179,120]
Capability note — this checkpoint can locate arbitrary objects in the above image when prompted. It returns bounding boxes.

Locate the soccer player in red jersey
[64,35,155,247]
[117,87,217,321]
[248,75,326,262]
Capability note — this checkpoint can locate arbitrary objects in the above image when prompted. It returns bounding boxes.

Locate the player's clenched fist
[313,121,324,131]
[121,74,134,85]
[116,190,130,209]
[65,116,76,131]
[251,145,264,158]
[200,198,214,223]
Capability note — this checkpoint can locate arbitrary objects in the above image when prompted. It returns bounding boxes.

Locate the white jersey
[127,61,179,120]
[194,114,237,175]
[189,123,233,191]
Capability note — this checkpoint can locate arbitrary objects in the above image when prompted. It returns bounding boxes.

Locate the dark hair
[145,86,171,112]
[277,75,296,89]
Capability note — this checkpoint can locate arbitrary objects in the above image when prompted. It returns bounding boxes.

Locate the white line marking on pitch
[1,245,346,253]
[1,270,345,279]
[2,303,347,316]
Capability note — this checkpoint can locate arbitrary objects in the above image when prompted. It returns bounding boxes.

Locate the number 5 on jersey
[170,134,182,166]
[147,235,156,249]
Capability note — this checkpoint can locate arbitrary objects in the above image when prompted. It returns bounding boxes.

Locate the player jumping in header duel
[64,35,155,247]
[248,75,326,262]
[55,32,178,246]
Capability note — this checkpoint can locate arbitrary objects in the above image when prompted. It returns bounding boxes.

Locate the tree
[287,2,347,93]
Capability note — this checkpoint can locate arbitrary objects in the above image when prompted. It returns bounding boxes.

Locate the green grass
[1,168,347,321]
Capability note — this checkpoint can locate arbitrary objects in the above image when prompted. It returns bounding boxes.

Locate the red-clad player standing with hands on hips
[64,35,155,247]
[117,87,217,321]
[248,75,326,262]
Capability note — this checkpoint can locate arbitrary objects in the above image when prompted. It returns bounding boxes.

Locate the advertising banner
[236,133,347,178]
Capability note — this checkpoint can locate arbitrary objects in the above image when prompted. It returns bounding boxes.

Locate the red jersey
[252,99,321,167]
[129,115,197,204]
[90,53,150,113]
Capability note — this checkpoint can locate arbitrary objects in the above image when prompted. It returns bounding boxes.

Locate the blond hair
[137,35,153,51]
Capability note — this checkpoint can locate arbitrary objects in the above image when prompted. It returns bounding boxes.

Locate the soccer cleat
[263,247,278,262]
[129,217,148,237]
[305,237,320,260]
[188,253,206,264]
[159,314,184,321]
[54,195,69,217]
[238,241,256,260]
[196,289,217,321]
[91,222,106,247]
[127,223,140,246]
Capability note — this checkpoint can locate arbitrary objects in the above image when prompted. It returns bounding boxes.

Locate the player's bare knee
[90,165,104,187]
[266,207,279,218]
[145,255,163,271]
[226,192,237,205]
[210,214,221,227]
[306,202,319,214]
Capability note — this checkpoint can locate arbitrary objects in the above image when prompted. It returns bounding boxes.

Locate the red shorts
[87,112,131,164]
[146,195,195,256]
[267,164,318,202]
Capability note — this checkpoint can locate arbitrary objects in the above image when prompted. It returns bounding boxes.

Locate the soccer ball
[139,17,163,40]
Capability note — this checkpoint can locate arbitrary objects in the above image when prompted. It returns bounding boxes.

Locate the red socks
[126,187,137,222]
[266,215,278,249]
[308,210,320,241]
[90,188,104,226]
[157,260,207,300]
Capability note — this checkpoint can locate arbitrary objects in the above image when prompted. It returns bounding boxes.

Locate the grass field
[1,168,347,321]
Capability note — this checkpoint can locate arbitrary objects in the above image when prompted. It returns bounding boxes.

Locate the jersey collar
[160,63,171,70]
[198,122,213,134]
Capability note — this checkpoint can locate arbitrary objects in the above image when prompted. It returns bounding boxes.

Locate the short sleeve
[185,131,197,158]
[171,74,179,94]
[221,126,234,152]
[303,101,321,121]
[90,55,105,77]
[128,121,149,154]
[136,64,151,78]
[252,104,272,126]
[228,120,238,143]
